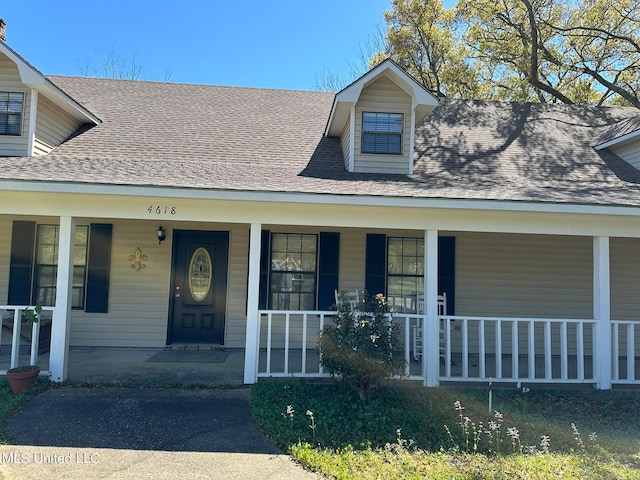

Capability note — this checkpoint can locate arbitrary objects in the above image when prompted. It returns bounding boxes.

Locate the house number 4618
[148,206,177,215]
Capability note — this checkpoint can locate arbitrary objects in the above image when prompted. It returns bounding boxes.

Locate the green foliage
[251,381,640,478]
[317,292,406,400]
[23,301,42,324]
[374,0,640,107]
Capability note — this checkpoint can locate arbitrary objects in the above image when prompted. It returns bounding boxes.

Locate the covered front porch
[2,195,640,390]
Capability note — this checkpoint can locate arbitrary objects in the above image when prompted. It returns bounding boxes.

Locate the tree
[77,46,143,80]
[368,0,640,106]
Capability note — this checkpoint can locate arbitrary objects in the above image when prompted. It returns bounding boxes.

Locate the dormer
[594,116,640,170]
[0,28,99,157]
[325,59,438,174]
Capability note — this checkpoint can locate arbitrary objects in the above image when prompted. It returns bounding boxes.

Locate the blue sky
[2,1,390,90]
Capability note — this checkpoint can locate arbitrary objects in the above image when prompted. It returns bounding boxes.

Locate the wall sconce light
[156,226,166,244]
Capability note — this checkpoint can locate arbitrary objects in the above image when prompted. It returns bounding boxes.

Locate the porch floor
[0,347,246,386]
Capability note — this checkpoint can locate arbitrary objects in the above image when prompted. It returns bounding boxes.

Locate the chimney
[0,19,5,42]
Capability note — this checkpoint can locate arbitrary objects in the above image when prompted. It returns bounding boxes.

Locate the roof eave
[0,42,101,125]
[324,59,438,137]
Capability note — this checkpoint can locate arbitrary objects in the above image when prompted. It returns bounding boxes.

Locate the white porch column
[49,216,76,382]
[594,236,612,390]
[423,229,439,387]
[244,223,262,384]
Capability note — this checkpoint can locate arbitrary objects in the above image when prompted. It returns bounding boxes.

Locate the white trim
[243,223,262,384]
[49,216,76,382]
[409,101,416,174]
[349,104,356,172]
[3,180,640,218]
[0,43,100,125]
[593,236,611,390]
[27,88,37,156]
[594,129,640,150]
[325,59,438,137]
[424,229,439,387]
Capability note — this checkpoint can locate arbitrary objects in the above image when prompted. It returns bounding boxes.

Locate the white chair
[412,292,447,361]
[334,289,360,308]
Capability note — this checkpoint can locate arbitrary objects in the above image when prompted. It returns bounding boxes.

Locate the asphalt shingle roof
[2,75,640,207]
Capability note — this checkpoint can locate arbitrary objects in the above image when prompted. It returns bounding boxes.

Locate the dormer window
[362,112,403,155]
[0,91,23,136]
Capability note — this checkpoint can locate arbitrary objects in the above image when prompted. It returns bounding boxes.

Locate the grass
[250,380,640,479]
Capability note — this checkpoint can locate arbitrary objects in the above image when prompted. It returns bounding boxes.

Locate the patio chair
[334,289,360,308]
[412,292,447,361]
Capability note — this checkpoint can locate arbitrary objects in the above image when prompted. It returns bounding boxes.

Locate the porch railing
[256,310,639,386]
[612,320,639,384]
[257,310,336,377]
[0,305,54,376]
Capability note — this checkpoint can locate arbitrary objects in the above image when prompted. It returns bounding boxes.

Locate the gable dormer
[325,59,438,174]
[0,37,99,157]
[594,116,640,170]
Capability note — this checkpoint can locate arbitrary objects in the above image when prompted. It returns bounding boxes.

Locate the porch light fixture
[156,226,166,244]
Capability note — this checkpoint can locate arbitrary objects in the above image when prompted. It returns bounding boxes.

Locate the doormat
[146,350,229,363]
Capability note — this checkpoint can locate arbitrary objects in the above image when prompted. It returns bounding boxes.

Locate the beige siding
[70,220,172,347]
[0,54,30,156]
[340,119,351,170]
[611,142,640,171]
[71,221,254,348]
[611,237,640,321]
[34,94,83,156]
[354,76,412,174]
[456,232,593,318]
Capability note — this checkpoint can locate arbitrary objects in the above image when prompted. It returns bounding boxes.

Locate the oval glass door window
[188,247,212,302]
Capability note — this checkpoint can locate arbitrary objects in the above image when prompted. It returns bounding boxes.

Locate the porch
[253,310,640,388]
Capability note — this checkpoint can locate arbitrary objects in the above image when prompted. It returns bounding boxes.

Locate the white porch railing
[612,320,640,384]
[0,305,54,376]
[255,310,639,387]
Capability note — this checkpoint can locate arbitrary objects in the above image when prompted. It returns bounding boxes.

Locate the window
[269,233,317,310]
[387,237,423,313]
[0,92,24,136]
[362,112,403,154]
[33,225,89,309]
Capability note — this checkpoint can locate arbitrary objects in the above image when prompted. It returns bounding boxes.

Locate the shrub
[317,292,406,400]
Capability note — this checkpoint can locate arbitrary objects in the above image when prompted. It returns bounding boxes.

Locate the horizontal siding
[0,55,30,156]
[70,219,172,347]
[611,142,640,170]
[340,119,350,170]
[354,75,412,174]
[611,237,640,320]
[456,232,593,318]
[34,94,82,155]
[225,227,249,347]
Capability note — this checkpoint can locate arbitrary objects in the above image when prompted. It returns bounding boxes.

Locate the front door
[169,230,228,344]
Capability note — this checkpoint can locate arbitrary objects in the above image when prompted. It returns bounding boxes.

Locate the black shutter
[438,236,456,315]
[365,233,386,297]
[85,223,112,313]
[258,230,270,309]
[8,221,35,305]
[317,232,340,310]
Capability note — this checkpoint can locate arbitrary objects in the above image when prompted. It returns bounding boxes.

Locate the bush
[317,292,406,400]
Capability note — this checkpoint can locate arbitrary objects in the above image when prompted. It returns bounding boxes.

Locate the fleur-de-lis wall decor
[129,246,148,271]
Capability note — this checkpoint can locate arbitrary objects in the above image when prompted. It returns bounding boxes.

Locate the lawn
[250,380,640,479]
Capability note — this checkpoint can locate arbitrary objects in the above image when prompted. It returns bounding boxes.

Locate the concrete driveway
[0,386,320,480]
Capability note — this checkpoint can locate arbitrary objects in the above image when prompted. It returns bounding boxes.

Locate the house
[1,24,639,389]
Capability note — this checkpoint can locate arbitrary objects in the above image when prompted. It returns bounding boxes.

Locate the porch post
[424,229,439,387]
[49,216,76,382]
[593,236,611,390]
[244,223,262,384]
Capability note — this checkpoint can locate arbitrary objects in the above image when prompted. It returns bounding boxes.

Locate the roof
[1,75,640,207]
